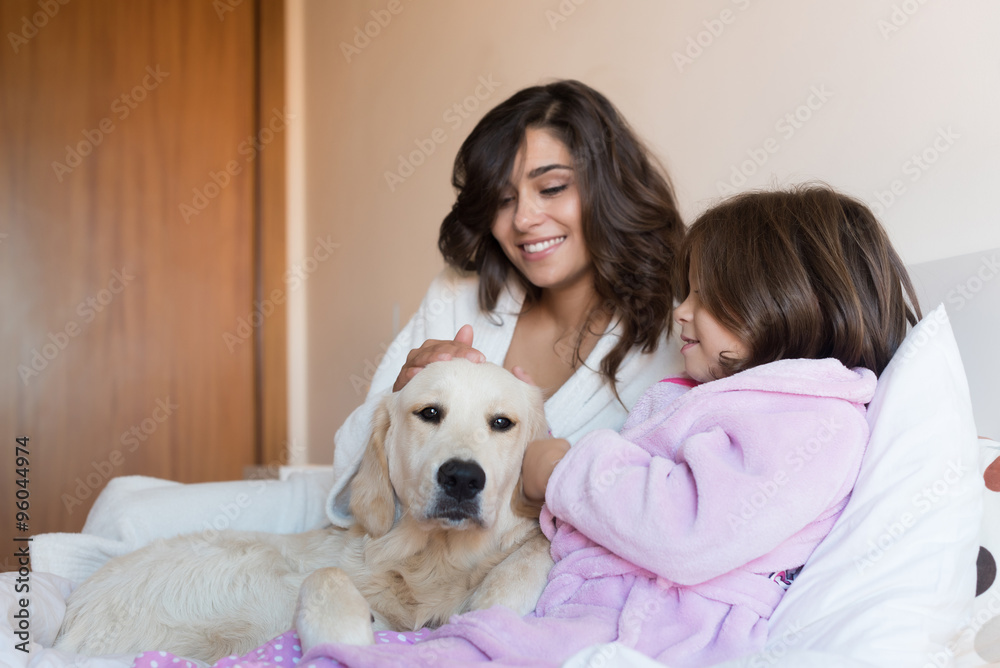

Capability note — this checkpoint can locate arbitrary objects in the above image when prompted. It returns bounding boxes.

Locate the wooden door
[0,0,287,563]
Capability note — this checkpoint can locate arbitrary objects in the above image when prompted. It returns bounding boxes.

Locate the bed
[3,296,996,668]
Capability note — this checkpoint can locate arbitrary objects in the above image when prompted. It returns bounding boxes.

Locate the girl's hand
[521,438,570,503]
[393,324,486,392]
[510,365,535,386]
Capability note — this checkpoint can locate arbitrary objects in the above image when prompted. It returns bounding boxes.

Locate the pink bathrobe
[310,358,876,668]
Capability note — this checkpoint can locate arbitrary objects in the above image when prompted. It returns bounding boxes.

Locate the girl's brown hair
[677,185,921,377]
[438,79,683,391]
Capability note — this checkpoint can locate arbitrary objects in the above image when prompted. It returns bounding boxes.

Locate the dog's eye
[490,416,514,432]
[415,406,442,423]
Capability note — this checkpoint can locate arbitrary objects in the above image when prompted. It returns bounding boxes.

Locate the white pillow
[740,304,982,666]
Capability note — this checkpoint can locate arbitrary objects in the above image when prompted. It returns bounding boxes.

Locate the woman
[30,80,684,582]
[327,79,685,526]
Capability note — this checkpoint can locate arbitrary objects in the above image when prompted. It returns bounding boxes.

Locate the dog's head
[349,359,547,537]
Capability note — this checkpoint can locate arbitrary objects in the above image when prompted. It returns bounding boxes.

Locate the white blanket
[30,471,333,585]
[2,570,136,668]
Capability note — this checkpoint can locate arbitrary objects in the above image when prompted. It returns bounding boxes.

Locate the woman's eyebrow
[527,164,573,178]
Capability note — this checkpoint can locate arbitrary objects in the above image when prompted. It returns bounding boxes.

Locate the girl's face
[491,128,591,294]
[673,266,748,383]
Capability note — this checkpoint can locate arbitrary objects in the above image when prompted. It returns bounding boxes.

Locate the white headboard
[908,248,1000,440]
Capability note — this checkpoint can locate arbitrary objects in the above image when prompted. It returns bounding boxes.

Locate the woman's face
[491,128,591,294]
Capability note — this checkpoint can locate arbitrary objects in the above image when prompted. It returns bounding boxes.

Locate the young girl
[303,185,922,668]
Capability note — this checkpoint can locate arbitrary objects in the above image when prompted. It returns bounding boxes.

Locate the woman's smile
[520,236,566,258]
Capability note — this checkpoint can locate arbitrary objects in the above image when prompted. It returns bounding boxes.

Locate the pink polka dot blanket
[130,629,427,668]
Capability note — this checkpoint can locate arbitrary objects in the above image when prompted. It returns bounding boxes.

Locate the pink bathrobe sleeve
[545,358,876,586]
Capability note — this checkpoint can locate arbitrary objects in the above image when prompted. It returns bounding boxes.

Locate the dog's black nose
[437,459,486,501]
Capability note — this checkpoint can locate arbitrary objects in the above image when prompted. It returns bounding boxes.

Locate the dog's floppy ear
[511,482,543,520]
[511,386,550,520]
[349,397,395,537]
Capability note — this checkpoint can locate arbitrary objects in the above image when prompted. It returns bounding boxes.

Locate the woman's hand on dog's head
[393,324,486,392]
[520,438,570,503]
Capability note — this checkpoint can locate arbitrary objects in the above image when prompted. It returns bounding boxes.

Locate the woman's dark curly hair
[438,80,683,393]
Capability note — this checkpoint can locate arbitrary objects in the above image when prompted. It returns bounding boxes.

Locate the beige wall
[290,0,1000,463]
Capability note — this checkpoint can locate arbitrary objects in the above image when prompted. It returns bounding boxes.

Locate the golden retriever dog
[54,359,554,663]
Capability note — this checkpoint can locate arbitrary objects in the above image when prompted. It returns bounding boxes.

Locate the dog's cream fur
[54,360,554,663]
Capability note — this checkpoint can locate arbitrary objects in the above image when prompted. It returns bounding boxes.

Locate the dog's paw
[295,567,374,652]
[466,531,553,615]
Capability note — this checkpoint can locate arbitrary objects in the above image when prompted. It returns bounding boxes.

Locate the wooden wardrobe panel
[258,0,289,469]
[0,0,267,545]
